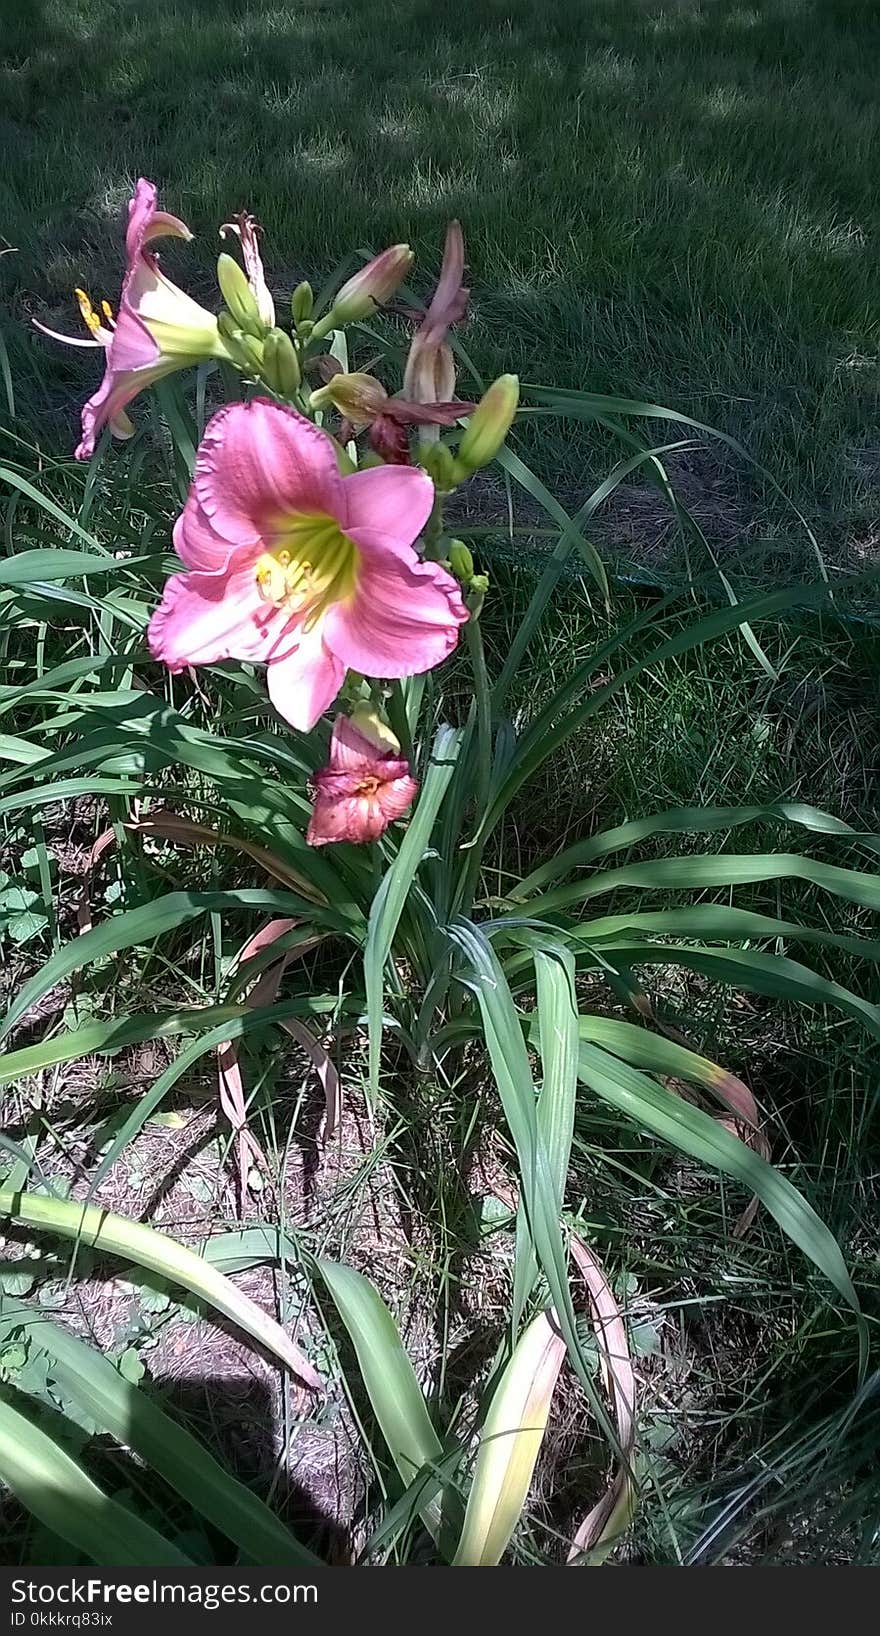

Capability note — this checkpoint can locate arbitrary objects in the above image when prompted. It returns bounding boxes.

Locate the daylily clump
[38,182,520,844]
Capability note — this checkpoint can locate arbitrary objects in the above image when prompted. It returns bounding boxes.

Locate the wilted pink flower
[147,399,468,730]
[35,179,226,460]
[310,369,475,466]
[307,711,418,846]
[403,221,469,434]
[219,212,275,328]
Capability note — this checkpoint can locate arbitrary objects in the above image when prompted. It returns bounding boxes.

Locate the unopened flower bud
[217,253,266,336]
[447,540,475,584]
[457,374,519,472]
[217,311,264,373]
[291,280,314,326]
[322,245,413,329]
[261,328,301,395]
[417,441,458,491]
[349,702,401,755]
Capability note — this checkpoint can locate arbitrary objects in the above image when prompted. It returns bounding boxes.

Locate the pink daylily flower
[307,713,419,846]
[35,178,227,460]
[219,212,275,328]
[147,398,469,730]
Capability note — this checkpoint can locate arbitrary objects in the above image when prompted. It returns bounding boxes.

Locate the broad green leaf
[317,1260,454,1544]
[0,1190,322,1391]
[514,802,880,899]
[0,1393,191,1566]
[448,922,618,1452]
[0,994,345,1088]
[574,1043,860,1317]
[0,550,138,585]
[0,1301,321,1567]
[587,941,880,1041]
[527,853,880,919]
[513,949,578,1327]
[365,725,461,1102]
[1,888,342,1040]
[453,1312,565,1566]
[564,905,880,963]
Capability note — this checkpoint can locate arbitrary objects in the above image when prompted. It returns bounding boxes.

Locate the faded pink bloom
[403,221,469,436]
[310,370,475,466]
[147,398,468,731]
[307,713,418,846]
[220,212,275,327]
[35,179,226,460]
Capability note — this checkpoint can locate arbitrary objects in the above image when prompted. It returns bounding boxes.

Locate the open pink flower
[35,179,227,460]
[147,398,468,730]
[307,712,418,845]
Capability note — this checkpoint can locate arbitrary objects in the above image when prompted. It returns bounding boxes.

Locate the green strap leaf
[527,852,880,919]
[0,1393,191,1566]
[0,1300,321,1567]
[574,1042,860,1321]
[365,725,462,1102]
[0,1190,322,1391]
[514,802,880,899]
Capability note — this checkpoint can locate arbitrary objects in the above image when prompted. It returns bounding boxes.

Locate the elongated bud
[348,702,401,755]
[261,327,301,395]
[291,281,314,326]
[217,311,265,372]
[217,253,266,336]
[417,440,458,491]
[311,370,388,424]
[323,244,413,328]
[457,374,519,472]
[447,540,475,584]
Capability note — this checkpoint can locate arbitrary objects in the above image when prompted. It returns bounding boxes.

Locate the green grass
[3,0,880,553]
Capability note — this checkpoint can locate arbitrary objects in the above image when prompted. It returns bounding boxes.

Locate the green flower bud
[417,441,458,491]
[466,572,490,620]
[457,374,519,473]
[217,311,264,373]
[447,540,475,584]
[291,281,314,326]
[262,327,301,395]
[217,253,266,337]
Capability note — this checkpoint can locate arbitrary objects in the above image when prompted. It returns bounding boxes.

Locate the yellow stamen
[101,299,114,322]
[254,511,359,623]
[75,287,102,335]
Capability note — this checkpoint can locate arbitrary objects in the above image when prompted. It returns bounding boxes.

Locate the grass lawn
[3,0,879,559]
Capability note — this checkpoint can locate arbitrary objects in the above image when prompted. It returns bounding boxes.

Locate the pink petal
[147,565,290,671]
[76,354,172,460]
[173,494,243,574]
[426,220,468,336]
[126,179,192,258]
[341,463,433,544]
[325,533,468,679]
[307,773,417,846]
[266,620,346,731]
[375,773,419,823]
[326,715,383,774]
[193,400,344,545]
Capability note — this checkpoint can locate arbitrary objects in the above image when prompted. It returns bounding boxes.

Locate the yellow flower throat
[255,513,359,629]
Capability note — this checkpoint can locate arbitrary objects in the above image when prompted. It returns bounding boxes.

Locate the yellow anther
[75,287,102,335]
[254,515,359,619]
[101,299,114,322]
[277,549,291,568]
